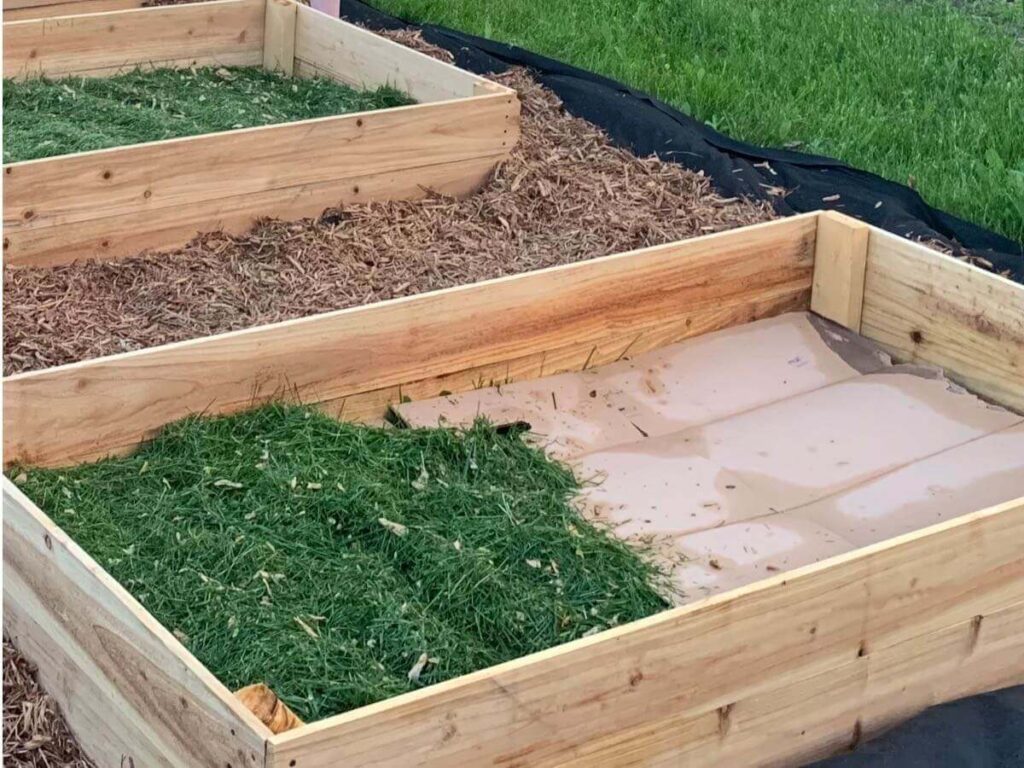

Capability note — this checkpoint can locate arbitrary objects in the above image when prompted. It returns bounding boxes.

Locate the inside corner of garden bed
[0,23,778,732]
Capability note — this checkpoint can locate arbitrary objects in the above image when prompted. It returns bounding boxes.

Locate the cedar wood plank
[860,228,1024,412]
[2,215,817,466]
[268,498,1024,767]
[2,0,265,79]
[3,0,147,21]
[3,93,517,264]
[293,2,492,102]
[3,479,272,767]
[3,92,517,234]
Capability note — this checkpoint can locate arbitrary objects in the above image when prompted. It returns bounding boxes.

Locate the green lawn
[374,0,1024,244]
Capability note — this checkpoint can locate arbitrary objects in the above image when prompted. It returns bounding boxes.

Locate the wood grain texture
[3,92,518,265]
[811,210,869,331]
[262,0,296,75]
[551,600,1024,768]
[318,291,810,426]
[2,215,816,466]
[268,498,1024,768]
[293,2,495,102]
[861,229,1024,412]
[4,155,500,267]
[2,0,518,266]
[2,0,265,80]
[2,0,146,21]
[2,478,271,768]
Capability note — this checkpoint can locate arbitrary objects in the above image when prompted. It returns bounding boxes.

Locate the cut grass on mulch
[2,66,775,374]
[3,638,95,768]
[374,0,1024,245]
[2,66,413,163]
[10,404,669,722]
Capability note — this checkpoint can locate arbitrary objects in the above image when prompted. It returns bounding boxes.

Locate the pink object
[309,0,340,17]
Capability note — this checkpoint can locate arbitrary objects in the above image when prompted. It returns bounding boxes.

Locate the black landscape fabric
[341,0,1023,282]
[809,685,1024,768]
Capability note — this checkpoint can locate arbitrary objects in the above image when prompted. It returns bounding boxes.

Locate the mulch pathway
[3,64,774,375]
[3,638,95,768]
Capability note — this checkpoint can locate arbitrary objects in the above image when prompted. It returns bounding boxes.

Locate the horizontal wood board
[293,2,493,102]
[860,229,1024,412]
[3,92,517,265]
[3,0,265,79]
[2,215,816,466]
[3,0,147,21]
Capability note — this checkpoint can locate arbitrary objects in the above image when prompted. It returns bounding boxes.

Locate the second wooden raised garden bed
[4,212,1023,767]
[2,0,519,266]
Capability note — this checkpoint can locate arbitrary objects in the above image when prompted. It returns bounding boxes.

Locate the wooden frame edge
[3,0,148,21]
[266,496,1024,767]
[810,210,869,332]
[859,224,1024,412]
[2,0,518,266]
[2,476,274,767]
[2,213,817,466]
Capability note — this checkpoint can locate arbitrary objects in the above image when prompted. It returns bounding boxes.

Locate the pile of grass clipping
[11,404,668,721]
[2,66,413,163]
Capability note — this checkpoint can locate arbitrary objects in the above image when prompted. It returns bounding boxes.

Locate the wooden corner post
[811,211,870,332]
[263,0,298,76]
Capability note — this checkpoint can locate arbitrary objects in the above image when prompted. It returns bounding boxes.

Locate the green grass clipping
[12,404,668,721]
[3,66,414,163]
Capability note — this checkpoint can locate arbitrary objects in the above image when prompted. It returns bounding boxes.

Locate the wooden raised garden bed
[3,0,146,21]
[4,211,1023,767]
[2,0,519,266]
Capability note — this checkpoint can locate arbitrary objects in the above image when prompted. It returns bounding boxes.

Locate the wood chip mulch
[3,638,95,768]
[3,66,775,375]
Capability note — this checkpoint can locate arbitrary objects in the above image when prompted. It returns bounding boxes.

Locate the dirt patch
[3,638,95,768]
[3,65,774,375]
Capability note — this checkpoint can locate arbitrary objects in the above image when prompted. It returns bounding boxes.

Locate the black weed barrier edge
[340,0,1023,282]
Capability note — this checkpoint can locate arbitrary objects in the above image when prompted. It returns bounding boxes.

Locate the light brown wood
[293,2,491,102]
[2,478,272,767]
[861,228,1024,412]
[5,93,513,228]
[267,497,1024,767]
[318,291,809,426]
[2,215,816,466]
[2,0,146,21]
[2,0,519,266]
[3,0,265,80]
[5,155,500,267]
[3,92,518,265]
[550,600,1024,768]
[262,0,296,75]
[236,684,305,735]
[811,210,869,331]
